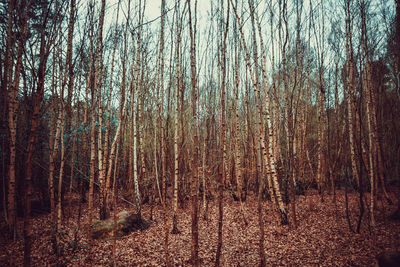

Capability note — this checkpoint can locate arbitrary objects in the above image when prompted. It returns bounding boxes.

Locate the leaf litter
[0,189,399,266]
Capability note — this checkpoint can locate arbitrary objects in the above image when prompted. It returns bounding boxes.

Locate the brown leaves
[0,190,399,266]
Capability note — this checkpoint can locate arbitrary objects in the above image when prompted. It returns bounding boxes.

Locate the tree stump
[90,211,150,239]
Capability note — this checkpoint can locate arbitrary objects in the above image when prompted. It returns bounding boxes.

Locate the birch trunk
[104,0,121,209]
[369,71,391,203]
[172,3,181,233]
[133,0,143,219]
[6,0,23,239]
[233,7,246,222]
[133,87,141,218]
[68,133,76,215]
[96,0,106,220]
[87,3,97,225]
[188,1,199,265]
[361,1,375,226]
[56,107,65,254]
[158,1,170,264]
[88,0,106,230]
[215,1,229,265]
[88,98,96,229]
[24,1,50,263]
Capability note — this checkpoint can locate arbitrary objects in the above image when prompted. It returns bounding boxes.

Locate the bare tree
[24,0,59,264]
[5,0,27,240]
[172,0,182,234]
[215,0,229,265]
[188,0,200,265]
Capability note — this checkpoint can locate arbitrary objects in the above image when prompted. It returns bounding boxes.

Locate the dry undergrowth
[1,189,399,266]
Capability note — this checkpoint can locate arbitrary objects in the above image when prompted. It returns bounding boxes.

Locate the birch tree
[361,0,376,226]
[172,0,182,234]
[5,0,28,240]
[23,0,57,263]
[215,0,229,265]
[188,0,200,265]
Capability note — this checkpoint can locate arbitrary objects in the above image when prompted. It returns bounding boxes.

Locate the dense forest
[1,0,400,266]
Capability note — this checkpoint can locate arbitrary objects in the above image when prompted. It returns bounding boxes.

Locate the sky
[74,0,396,106]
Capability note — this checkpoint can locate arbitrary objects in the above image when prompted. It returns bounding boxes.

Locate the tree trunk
[158,1,170,264]
[95,0,106,221]
[24,7,51,267]
[23,1,49,264]
[188,1,200,265]
[104,1,121,211]
[133,88,141,218]
[68,134,76,216]
[88,97,97,230]
[281,0,297,228]
[233,7,247,223]
[112,144,119,267]
[215,1,229,265]
[172,4,181,233]
[361,1,376,226]
[56,108,65,255]
[5,0,20,240]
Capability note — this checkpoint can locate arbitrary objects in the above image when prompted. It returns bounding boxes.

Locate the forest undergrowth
[1,189,399,266]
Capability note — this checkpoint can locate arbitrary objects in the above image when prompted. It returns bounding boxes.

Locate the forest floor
[1,188,400,266]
